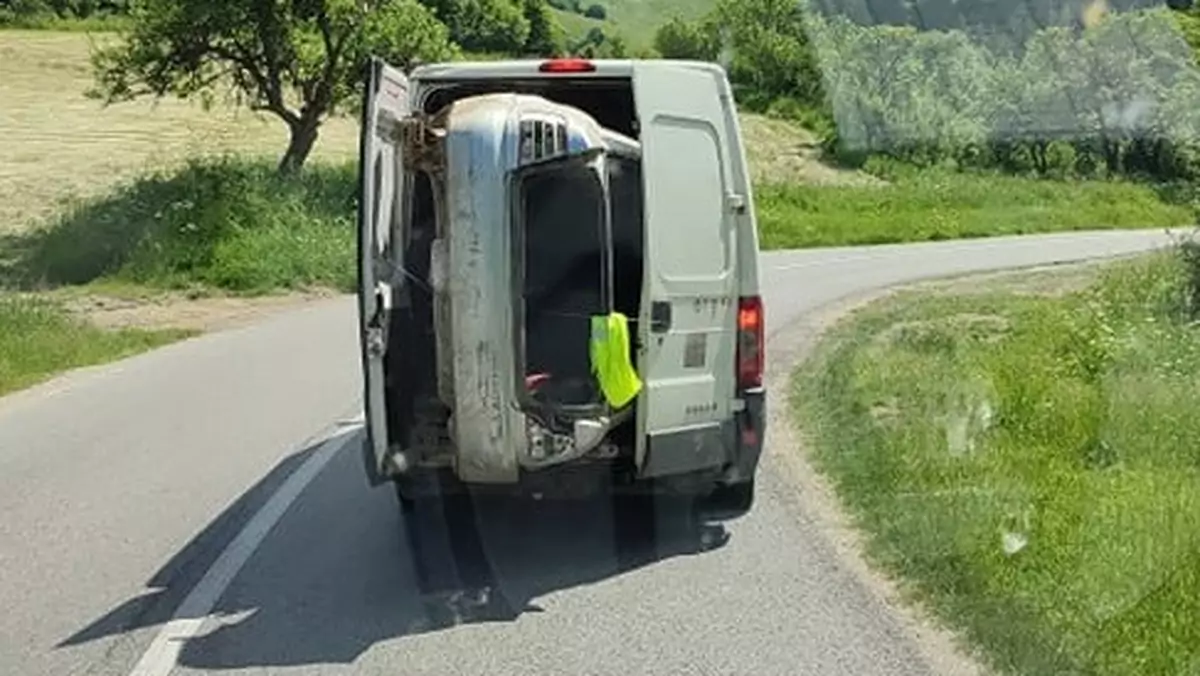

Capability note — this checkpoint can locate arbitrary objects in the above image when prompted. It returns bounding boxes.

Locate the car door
[357,57,409,486]
[632,62,740,476]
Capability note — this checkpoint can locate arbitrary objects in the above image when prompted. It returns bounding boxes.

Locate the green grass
[0,296,192,396]
[2,157,357,294]
[755,167,1193,249]
[598,0,712,47]
[793,250,1200,675]
[551,7,607,44]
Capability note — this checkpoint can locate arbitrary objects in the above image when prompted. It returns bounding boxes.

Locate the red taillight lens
[539,58,596,73]
[737,296,764,390]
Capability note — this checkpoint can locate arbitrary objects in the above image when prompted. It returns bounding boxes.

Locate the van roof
[409,59,725,81]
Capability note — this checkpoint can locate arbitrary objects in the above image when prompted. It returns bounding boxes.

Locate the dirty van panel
[358,58,410,485]
[632,62,739,476]
[441,95,526,484]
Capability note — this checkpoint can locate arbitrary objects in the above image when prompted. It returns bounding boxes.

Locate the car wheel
[700,480,755,520]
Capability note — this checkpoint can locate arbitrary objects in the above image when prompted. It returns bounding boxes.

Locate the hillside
[551,0,714,49]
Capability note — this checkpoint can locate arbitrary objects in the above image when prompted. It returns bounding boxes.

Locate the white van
[356,56,765,517]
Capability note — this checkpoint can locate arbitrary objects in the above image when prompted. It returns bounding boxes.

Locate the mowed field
[0,30,360,234]
[0,30,830,235]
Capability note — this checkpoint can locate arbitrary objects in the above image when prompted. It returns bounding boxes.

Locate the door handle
[650,301,671,333]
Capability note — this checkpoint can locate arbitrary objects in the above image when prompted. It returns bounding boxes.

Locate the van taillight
[737,296,764,390]
[539,58,596,73]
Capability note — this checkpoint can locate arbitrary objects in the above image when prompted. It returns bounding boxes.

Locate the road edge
[759,257,1136,676]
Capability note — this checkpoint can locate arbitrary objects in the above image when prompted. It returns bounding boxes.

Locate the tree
[709,0,824,108]
[91,0,458,174]
[521,0,565,55]
[582,2,603,20]
[421,0,530,53]
[652,17,714,59]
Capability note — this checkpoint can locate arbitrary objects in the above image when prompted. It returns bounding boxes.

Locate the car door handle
[650,301,671,333]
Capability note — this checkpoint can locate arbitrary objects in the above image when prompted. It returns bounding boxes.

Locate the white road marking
[126,427,359,676]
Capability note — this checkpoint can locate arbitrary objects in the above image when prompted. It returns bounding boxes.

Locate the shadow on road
[57,440,326,650]
[61,429,731,669]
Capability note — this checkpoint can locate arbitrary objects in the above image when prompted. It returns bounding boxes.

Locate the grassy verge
[2,157,357,294]
[793,249,1200,675]
[755,166,1192,249]
[0,296,192,396]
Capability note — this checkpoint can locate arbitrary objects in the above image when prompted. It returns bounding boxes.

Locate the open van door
[632,62,740,477]
[357,58,409,486]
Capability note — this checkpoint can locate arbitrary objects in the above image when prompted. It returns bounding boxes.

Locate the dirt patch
[740,113,885,187]
[59,290,337,333]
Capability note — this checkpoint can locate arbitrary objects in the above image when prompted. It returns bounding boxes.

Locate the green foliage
[711,0,823,109]
[0,296,190,396]
[810,9,1200,178]
[652,0,822,110]
[649,2,1200,183]
[652,16,714,59]
[539,0,599,39]
[90,0,458,173]
[569,24,624,56]
[521,0,565,55]
[793,250,1200,676]
[754,168,1191,248]
[545,0,581,12]
[422,0,529,53]
[3,157,357,293]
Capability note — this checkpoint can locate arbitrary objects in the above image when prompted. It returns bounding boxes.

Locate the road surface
[0,229,1180,676]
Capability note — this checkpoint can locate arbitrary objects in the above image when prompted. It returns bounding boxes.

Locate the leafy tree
[90,0,458,174]
[422,0,530,53]
[521,0,565,55]
[710,0,824,109]
[582,2,603,19]
[595,31,626,56]
[652,17,714,59]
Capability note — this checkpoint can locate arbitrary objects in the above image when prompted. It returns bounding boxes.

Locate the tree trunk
[278,116,321,174]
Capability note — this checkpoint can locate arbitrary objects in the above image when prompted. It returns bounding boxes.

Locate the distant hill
[551,0,714,49]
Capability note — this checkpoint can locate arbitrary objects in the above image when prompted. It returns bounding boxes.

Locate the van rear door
[632,62,739,476]
[357,57,409,485]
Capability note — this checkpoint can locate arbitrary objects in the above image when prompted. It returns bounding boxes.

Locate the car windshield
[2,2,1200,675]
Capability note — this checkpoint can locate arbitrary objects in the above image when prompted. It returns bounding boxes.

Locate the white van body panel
[630,61,741,473]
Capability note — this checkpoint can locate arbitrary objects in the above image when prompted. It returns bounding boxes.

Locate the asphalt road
[0,229,1180,676]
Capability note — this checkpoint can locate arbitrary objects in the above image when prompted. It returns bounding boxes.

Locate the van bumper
[639,387,766,485]
[722,387,765,485]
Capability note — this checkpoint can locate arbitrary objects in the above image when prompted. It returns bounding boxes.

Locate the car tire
[700,480,755,520]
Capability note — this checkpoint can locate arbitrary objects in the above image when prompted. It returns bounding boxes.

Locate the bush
[582,3,604,19]
[7,157,357,294]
